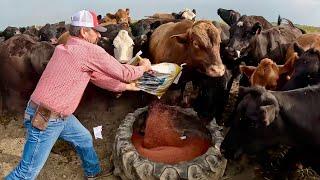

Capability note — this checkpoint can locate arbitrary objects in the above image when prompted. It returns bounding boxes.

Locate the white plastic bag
[136,63,182,98]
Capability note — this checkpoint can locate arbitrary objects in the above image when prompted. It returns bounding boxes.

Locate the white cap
[71,10,107,32]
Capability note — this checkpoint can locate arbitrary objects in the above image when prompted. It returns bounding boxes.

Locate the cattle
[130,18,181,57]
[239,58,288,90]
[149,20,225,77]
[221,85,320,173]
[281,45,320,90]
[192,69,232,124]
[1,26,21,40]
[239,34,320,90]
[283,34,320,76]
[232,24,301,66]
[98,23,133,56]
[223,10,304,64]
[225,13,273,61]
[0,34,54,113]
[173,8,197,20]
[100,8,131,26]
[217,8,241,26]
[38,23,59,44]
[146,8,196,21]
[113,30,134,63]
[149,20,229,122]
[23,25,41,41]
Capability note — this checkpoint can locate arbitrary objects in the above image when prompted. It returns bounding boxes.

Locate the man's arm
[91,72,126,92]
[84,46,150,83]
[91,72,140,92]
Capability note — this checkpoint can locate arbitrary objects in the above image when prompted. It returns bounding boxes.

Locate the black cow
[38,23,58,44]
[282,43,320,90]
[1,26,21,40]
[223,10,303,64]
[222,85,320,172]
[130,18,180,56]
[224,12,273,60]
[217,8,241,26]
[190,69,232,124]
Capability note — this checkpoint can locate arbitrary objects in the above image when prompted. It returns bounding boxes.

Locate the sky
[1,0,319,30]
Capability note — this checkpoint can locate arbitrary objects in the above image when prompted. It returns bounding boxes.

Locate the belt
[29,100,66,119]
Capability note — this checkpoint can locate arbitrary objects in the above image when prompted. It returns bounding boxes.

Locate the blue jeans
[5,102,101,180]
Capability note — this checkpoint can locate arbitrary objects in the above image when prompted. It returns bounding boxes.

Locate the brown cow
[240,34,320,90]
[240,58,287,90]
[149,20,225,77]
[100,8,131,26]
[0,34,54,113]
[283,33,320,77]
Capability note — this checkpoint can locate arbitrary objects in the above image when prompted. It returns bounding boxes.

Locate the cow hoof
[112,106,227,180]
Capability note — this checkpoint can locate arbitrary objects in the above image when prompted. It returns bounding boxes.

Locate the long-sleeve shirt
[31,37,144,116]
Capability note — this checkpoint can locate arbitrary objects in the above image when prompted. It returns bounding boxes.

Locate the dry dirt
[0,91,262,180]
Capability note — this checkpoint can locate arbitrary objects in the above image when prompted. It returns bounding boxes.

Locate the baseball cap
[71,10,107,32]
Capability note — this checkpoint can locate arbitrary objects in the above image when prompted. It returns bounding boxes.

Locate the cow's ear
[251,22,262,35]
[170,33,189,44]
[192,9,197,15]
[260,105,277,126]
[240,65,256,79]
[293,42,305,56]
[278,53,298,75]
[125,8,130,15]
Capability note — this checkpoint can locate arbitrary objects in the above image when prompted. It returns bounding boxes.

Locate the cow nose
[50,37,58,45]
[225,46,239,59]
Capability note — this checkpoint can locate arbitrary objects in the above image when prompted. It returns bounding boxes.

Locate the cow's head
[170,20,225,77]
[39,23,58,44]
[240,58,288,90]
[282,43,320,90]
[226,17,263,59]
[113,30,134,63]
[180,8,196,20]
[3,26,21,40]
[217,8,241,26]
[222,86,282,159]
[115,8,130,24]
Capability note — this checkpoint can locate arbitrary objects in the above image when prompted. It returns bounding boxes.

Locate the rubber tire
[113,106,227,180]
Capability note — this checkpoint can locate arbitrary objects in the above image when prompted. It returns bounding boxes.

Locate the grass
[296,24,320,33]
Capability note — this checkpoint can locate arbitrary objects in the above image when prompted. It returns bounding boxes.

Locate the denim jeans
[5,102,101,180]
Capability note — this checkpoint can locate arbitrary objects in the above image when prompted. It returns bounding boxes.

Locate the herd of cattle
[0,7,319,176]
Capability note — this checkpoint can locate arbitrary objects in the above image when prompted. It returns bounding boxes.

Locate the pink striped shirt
[31,37,144,116]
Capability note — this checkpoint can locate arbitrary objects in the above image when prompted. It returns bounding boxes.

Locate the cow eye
[193,41,199,48]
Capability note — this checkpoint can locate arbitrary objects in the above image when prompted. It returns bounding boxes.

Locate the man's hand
[125,82,140,91]
[139,58,152,72]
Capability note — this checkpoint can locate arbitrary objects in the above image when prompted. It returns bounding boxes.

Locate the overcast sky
[1,0,319,30]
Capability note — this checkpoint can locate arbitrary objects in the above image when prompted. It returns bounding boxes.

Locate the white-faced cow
[113,30,134,63]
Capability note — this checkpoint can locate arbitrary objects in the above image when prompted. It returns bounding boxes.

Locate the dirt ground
[0,91,266,180]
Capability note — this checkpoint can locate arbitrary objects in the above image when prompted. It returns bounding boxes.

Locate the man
[5,10,151,180]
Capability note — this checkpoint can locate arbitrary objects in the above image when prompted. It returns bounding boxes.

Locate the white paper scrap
[93,126,103,139]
